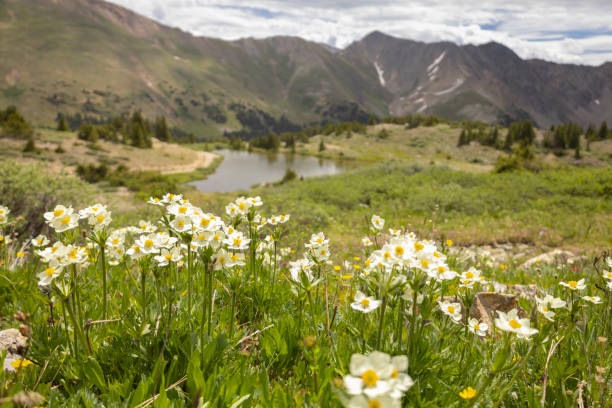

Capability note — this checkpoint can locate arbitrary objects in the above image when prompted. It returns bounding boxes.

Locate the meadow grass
[187,162,612,254]
[0,191,609,407]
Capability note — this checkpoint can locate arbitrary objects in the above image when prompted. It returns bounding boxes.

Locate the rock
[511,284,542,301]
[0,329,29,372]
[469,292,526,331]
[520,250,581,268]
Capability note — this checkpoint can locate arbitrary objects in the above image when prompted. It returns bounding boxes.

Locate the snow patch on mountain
[432,78,464,96]
[374,61,386,86]
[427,51,446,73]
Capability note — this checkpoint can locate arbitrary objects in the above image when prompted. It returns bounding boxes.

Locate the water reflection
[189,149,348,193]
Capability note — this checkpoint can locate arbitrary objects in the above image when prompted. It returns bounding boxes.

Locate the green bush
[0,161,94,237]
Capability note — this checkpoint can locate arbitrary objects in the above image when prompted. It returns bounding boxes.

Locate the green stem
[141,267,146,320]
[229,291,236,339]
[61,299,73,356]
[409,288,418,361]
[307,289,317,334]
[207,268,213,337]
[395,299,405,352]
[376,295,388,350]
[100,245,107,319]
[64,295,89,356]
[187,244,193,317]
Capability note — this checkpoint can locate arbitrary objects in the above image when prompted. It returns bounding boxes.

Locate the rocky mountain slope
[0,0,610,139]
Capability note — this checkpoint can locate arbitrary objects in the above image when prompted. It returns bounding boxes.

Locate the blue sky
[107,0,612,65]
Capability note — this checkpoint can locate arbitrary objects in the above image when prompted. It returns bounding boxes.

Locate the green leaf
[82,357,107,393]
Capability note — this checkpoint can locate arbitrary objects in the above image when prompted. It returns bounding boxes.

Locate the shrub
[494,154,522,173]
[0,161,93,237]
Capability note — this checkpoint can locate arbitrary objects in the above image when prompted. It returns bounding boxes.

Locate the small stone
[469,292,527,331]
[0,329,28,354]
[520,250,578,269]
[0,329,29,372]
[511,284,542,301]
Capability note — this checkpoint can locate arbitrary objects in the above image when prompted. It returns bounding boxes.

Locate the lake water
[189,149,348,193]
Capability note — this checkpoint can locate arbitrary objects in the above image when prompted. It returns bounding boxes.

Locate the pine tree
[57,114,69,131]
[154,116,171,142]
[598,121,609,140]
[368,115,377,126]
[319,137,326,152]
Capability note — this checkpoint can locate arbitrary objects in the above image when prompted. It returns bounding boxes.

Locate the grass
[186,162,612,255]
[0,195,609,407]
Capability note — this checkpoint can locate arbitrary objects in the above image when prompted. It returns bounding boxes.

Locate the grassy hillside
[0,0,390,139]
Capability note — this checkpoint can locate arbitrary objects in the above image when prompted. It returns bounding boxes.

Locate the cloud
[105,0,612,65]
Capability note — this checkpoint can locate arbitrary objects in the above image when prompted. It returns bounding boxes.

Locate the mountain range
[1,0,611,139]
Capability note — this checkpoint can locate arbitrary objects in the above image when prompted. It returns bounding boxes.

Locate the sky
[106,0,612,66]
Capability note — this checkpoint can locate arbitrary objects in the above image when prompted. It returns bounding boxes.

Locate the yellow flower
[500,264,507,269]
[353,257,360,261]
[459,386,477,400]
[446,239,453,247]
[333,265,342,271]
[353,264,361,270]
[341,274,353,280]
[10,359,33,369]
[17,251,25,258]
[180,289,188,297]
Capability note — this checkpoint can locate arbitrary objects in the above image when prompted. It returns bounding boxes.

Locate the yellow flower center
[200,218,210,227]
[459,387,477,400]
[37,239,43,245]
[144,240,154,247]
[165,254,173,260]
[414,242,424,251]
[384,251,391,259]
[368,400,381,408]
[509,319,522,329]
[421,259,429,267]
[61,216,71,225]
[568,280,578,288]
[218,256,225,264]
[391,368,399,378]
[361,369,378,387]
[395,246,404,256]
[233,238,241,246]
[238,202,246,210]
[433,251,440,258]
[53,209,64,217]
[177,220,185,228]
[542,307,548,313]
[231,255,239,261]
[17,251,24,258]
[360,298,370,308]
[179,206,188,214]
[45,267,55,276]
[448,305,455,314]
[437,266,446,274]
[214,234,220,241]
[96,215,105,223]
[316,238,323,243]
[474,324,480,330]
[465,271,474,279]
[606,273,612,278]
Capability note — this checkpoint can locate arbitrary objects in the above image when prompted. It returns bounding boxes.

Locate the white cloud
[105,0,612,65]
